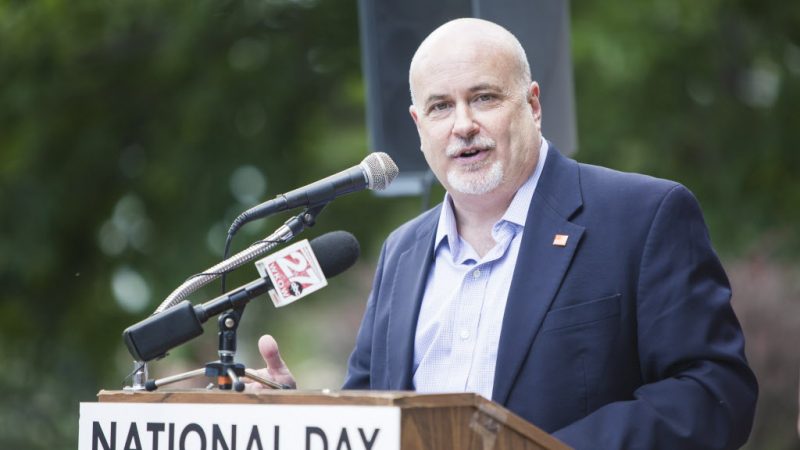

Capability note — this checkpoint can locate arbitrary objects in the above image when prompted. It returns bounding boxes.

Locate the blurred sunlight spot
[738,62,781,108]
[235,103,266,137]
[112,266,151,313]
[230,165,267,205]
[206,221,227,257]
[128,218,154,253]
[112,195,146,232]
[785,42,800,76]
[228,38,269,71]
[98,220,126,256]
[98,194,153,256]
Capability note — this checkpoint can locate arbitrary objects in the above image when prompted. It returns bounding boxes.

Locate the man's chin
[447,165,504,196]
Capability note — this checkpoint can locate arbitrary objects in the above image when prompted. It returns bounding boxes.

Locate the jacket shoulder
[578,161,680,197]
[383,204,441,250]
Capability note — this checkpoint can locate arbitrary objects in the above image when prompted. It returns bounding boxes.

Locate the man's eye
[475,94,495,102]
[428,103,450,113]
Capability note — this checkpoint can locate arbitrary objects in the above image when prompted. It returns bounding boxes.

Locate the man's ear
[409,105,424,152]
[528,81,542,123]
[409,104,420,127]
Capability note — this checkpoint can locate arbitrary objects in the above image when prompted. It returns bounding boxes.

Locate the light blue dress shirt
[412,140,549,399]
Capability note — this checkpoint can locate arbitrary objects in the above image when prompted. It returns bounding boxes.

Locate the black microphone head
[309,230,360,279]
[361,152,399,191]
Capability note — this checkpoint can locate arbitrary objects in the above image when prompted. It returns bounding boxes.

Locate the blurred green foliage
[571,0,800,258]
[0,0,797,448]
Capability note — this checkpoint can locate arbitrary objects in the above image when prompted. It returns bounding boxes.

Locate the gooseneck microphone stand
[126,204,328,392]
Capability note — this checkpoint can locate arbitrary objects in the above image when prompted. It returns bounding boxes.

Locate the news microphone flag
[255,239,327,308]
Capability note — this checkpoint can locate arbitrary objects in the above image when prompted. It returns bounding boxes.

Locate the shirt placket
[463,223,518,394]
[450,261,492,391]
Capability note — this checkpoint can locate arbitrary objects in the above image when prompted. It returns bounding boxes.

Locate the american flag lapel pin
[552,234,569,247]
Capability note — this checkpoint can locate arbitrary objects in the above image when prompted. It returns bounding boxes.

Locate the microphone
[227,152,398,236]
[123,230,360,362]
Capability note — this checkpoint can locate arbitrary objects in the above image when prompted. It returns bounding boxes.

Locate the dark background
[1,0,798,448]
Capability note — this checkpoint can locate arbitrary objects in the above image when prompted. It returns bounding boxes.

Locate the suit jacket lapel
[492,148,585,405]
[386,209,438,390]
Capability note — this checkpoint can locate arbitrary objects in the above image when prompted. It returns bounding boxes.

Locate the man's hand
[244,334,297,391]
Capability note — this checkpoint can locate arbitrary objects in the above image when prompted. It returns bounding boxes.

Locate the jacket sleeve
[553,185,758,450]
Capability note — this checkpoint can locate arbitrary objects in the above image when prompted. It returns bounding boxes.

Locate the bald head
[409,18,532,105]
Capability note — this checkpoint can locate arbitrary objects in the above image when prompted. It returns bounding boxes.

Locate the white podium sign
[79,402,401,450]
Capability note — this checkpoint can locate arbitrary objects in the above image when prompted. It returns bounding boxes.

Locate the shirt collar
[434,138,550,255]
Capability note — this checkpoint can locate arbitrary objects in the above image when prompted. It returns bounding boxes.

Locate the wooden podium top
[98,390,569,449]
[101,388,487,407]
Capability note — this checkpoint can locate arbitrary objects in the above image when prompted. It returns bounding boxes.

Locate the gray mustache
[445,136,497,157]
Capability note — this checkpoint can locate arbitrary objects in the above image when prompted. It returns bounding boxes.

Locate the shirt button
[472,269,481,279]
[460,330,470,340]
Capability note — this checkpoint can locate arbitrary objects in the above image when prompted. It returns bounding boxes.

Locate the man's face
[409,40,542,198]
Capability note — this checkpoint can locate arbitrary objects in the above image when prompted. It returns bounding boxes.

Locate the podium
[81,389,569,449]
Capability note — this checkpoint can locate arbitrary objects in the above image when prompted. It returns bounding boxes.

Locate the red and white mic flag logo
[255,239,327,307]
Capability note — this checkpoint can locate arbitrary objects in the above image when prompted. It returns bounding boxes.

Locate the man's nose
[452,103,478,139]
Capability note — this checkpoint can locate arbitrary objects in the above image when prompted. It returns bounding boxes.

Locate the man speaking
[251,18,757,449]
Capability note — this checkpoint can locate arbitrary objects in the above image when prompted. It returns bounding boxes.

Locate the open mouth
[459,148,481,158]
[446,137,496,160]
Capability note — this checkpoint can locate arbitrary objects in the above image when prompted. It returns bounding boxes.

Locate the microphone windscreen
[361,152,399,191]
[309,231,361,279]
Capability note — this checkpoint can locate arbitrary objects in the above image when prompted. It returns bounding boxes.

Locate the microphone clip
[296,202,327,229]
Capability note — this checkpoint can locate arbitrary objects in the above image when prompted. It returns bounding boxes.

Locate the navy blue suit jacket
[344,146,757,449]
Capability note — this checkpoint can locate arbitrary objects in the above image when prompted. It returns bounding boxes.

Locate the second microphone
[123,230,360,362]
